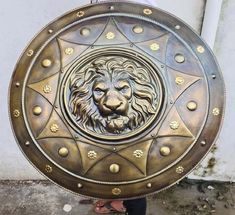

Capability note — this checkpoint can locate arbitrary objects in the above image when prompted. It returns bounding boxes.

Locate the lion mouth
[106,115,129,133]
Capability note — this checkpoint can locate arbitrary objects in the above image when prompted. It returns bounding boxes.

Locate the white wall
[6,0,233,181]
[190,0,235,182]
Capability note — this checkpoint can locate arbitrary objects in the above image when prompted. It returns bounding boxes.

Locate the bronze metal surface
[9,1,225,199]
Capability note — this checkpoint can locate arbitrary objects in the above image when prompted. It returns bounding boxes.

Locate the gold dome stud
[58,147,69,157]
[109,164,120,173]
[147,183,152,188]
[41,59,52,68]
[197,45,205,53]
[33,106,42,116]
[175,54,185,63]
[133,25,144,34]
[80,27,91,37]
[160,146,171,156]
[187,101,197,111]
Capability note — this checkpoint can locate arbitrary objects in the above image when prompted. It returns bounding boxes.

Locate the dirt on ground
[0,179,234,215]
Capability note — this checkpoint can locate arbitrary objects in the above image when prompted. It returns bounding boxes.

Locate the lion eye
[94,88,104,94]
[119,86,130,93]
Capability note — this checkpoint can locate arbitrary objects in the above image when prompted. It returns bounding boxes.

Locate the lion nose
[104,99,122,111]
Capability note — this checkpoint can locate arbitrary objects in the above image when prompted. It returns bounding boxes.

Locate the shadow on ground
[0,179,234,215]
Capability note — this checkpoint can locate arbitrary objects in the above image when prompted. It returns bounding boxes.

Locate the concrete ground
[0,179,234,215]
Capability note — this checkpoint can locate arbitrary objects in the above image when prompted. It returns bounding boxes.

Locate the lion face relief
[68,56,159,135]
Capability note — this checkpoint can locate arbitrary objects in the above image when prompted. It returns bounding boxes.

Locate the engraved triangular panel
[147,137,195,175]
[94,18,130,46]
[85,154,146,182]
[117,139,153,175]
[166,35,204,76]
[57,38,89,68]
[157,106,194,138]
[114,16,167,43]
[25,88,53,138]
[27,39,61,84]
[134,34,169,63]
[38,138,82,175]
[37,110,72,139]
[167,67,201,101]
[77,141,112,175]
[59,17,108,45]
[27,73,59,105]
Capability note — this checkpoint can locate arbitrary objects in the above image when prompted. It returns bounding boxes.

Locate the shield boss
[9,2,225,199]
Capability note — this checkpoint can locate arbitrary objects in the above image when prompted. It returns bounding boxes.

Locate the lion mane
[68,56,158,134]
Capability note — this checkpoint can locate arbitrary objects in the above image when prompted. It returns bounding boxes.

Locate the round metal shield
[9,1,225,199]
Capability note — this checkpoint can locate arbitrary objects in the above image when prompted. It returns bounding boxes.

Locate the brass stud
[170,121,179,130]
[87,150,97,160]
[160,146,171,156]
[106,32,115,40]
[143,8,152,15]
[112,188,121,195]
[27,49,34,56]
[147,183,152,188]
[41,59,52,68]
[201,140,206,146]
[175,25,181,30]
[150,43,160,51]
[48,29,53,34]
[197,45,205,53]
[65,47,74,55]
[175,77,185,85]
[43,85,52,93]
[176,166,184,174]
[15,82,20,87]
[33,106,42,116]
[80,27,91,37]
[109,164,120,174]
[50,124,59,133]
[187,101,197,111]
[58,147,69,157]
[133,150,143,158]
[45,165,52,173]
[13,109,20,118]
[25,141,30,146]
[77,183,83,188]
[175,54,185,63]
[77,11,84,17]
[212,108,220,116]
[133,25,144,34]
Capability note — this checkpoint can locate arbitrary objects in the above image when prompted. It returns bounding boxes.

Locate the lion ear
[84,68,96,81]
